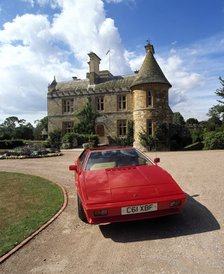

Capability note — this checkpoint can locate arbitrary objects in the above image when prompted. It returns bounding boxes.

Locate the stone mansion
[47,43,173,148]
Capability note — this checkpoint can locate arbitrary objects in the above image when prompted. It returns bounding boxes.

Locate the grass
[0,172,64,257]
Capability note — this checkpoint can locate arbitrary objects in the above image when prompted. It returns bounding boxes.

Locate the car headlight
[94,209,108,216]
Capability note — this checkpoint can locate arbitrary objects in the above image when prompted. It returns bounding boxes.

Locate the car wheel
[77,195,87,222]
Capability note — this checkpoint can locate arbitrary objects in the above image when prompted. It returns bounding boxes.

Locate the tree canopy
[0,116,34,140]
[74,100,98,134]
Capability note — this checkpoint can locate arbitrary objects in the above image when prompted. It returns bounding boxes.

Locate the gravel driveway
[0,150,224,274]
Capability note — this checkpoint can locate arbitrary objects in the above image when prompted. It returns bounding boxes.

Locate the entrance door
[96,124,105,137]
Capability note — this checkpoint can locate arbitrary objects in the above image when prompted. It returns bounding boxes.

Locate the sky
[0,0,224,124]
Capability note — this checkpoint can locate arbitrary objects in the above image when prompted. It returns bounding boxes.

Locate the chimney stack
[87,52,101,85]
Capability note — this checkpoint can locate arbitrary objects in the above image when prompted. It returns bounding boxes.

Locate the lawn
[0,172,64,257]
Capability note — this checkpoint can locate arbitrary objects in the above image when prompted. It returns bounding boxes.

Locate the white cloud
[36,0,60,8]
[155,37,224,120]
[21,0,60,8]
[124,50,144,72]
[51,0,131,74]
[0,0,132,123]
[0,12,77,123]
[0,0,223,124]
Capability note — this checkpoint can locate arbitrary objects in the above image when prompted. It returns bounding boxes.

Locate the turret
[131,43,173,149]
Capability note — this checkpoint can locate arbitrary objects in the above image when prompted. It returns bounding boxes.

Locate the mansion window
[117,95,126,110]
[62,99,74,114]
[96,96,104,111]
[147,119,153,136]
[117,120,127,136]
[147,90,152,107]
[62,121,74,134]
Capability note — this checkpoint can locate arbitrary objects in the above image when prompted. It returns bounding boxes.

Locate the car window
[78,150,88,169]
[85,149,153,171]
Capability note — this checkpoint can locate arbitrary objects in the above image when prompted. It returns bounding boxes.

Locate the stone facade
[47,43,173,148]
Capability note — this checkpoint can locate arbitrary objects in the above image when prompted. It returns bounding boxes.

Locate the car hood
[83,165,184,203]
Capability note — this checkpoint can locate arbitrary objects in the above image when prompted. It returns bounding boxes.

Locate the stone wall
[48,82,172,148]
[132,83,172,148]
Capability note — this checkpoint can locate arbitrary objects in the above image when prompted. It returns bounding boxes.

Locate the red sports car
[69,147,186,224]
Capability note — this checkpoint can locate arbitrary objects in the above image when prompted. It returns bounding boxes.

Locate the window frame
[117,119,127,136]
[117,95,127,111]
[146,90,152,107]
[62,121,74,134]
[96,96,104,111]
[62,99,74,114]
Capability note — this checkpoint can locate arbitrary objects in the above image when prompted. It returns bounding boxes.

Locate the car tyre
[77,195,87,222]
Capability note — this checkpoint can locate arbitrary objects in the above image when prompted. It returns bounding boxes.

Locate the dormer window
[147,90,152,107]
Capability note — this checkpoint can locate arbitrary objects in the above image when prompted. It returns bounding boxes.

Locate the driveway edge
[0,182,68,264]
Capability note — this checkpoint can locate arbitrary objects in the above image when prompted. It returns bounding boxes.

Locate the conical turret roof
[131,44,171,88]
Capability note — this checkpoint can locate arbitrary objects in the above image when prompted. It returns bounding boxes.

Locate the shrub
[62,133,98,148]
[116,137,130,146]
[0,140,24,149]
[204,131,224,150]
[76,134,98,148]
[139,130,156,151]
[62,133,78,148]
[48,130,62,149]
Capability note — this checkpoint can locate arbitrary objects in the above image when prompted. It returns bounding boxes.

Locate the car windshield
[85,149,153,171]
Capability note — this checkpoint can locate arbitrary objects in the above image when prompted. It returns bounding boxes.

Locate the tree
[139,129,156,151]
[186,118,199,126]
[0,116,34,140]
[14,123,34,139]
[204,131,224,150]
[215,77,224,104]
[74,99,98,134]
[0,116,19,138]
[168,113,192,149]
[208,77,224,122]
[34,116,48,140]
[173,112,185,126]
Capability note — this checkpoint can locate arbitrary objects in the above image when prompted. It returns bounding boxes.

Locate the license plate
[121,203,158,215]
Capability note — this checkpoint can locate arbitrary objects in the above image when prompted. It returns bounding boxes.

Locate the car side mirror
[154,158,160,164]
[69,165,78,172]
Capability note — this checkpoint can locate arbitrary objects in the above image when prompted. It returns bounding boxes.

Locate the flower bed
[0,146,62,160]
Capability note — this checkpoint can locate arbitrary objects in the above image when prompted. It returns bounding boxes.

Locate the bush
[204,131,224,150]
[48,130,62,149]
[116,137,130,146]
[62,133,78,148]
[139,130,156,151]
[62,133,98,148]
[76,134,98,148]
[0,140,24,149]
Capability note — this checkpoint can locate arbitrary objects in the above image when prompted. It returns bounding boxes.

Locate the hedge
[0,140,24,149]
[204,131,224,150]
[62,133,98,148]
